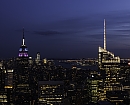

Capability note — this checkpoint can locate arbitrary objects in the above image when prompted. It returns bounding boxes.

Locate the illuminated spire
[22,27,25,46]
[104,19,106,50]
[19,27,28,58]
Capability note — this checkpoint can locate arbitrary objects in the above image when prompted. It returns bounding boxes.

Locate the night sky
[1,0,130,59]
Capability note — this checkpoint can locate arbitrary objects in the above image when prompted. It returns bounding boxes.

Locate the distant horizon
[1,55,130,60]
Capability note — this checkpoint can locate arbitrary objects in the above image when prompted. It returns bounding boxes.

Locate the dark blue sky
[1,0,130,59]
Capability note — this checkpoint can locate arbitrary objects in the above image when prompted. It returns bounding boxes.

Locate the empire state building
[18,28,28,58]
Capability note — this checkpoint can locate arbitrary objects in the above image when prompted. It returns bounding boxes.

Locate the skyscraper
[13,28,31,104]
[18,28,28,58]
[98,19,121,102]
[0,61,8,104]
[38,81,65,105]
[35,52,41,65]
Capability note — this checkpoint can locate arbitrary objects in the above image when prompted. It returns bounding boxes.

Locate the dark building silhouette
[13,28,31,104]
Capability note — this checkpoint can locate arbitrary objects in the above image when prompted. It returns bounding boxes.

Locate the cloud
[31,10,130,55]
[43,10,130,37]
[33,30,62,36]
[15,10,130,44]
[33,29,84,36]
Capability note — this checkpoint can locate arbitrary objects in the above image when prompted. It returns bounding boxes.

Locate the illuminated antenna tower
[22,27,25,46]
[104,19,106,50]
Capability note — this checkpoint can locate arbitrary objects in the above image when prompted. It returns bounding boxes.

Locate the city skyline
[1,1,130,59]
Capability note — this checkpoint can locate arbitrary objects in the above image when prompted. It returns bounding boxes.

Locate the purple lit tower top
[18,28,28,58]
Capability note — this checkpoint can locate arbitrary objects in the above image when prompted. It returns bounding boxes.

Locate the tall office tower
[18,28,28,58]
[35,52,40,64]
[86,71,100,103]
[36,52,40,60]
[38,81,65,105]
[43,58,47,64]
[28,56,33,65]
[4,69,13,104]
[0,61,8,104]
[118,61,130,104]
[98,19,121,101]
[0,61,5,90]
[5,69,13,89]
[13,58,31,104]
[13,28,31,104]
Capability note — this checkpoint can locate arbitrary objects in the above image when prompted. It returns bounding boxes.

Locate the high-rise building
[36,52,40,61]
[0,61,5,91]
[0,60,14,104]
[4,69,13,104]
[28,56,33,65]
[43,58,47,64]
[86,71,100,103]
[5,69,13,89]
[98,19,121,102]
[18,28,28,58]
[0,61,8,104]
[35,52,41,65]
[13,28,31,104]
[38,81,65,105]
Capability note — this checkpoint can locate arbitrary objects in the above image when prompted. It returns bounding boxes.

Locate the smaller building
[106,90,129,104]
[38,81,65,105]
[86,71,100,103]
[35,52,41,65]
